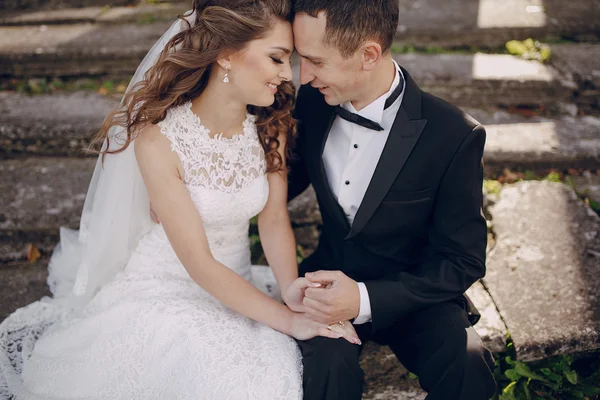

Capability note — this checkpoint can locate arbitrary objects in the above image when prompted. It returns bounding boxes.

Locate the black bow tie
[334,70,404,131]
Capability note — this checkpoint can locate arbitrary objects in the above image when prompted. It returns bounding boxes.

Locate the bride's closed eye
[270,56,284,64]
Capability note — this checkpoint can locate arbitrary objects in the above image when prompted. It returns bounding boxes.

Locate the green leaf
[505,356,516,366]
[505,369,521,382]
[500,381,517,400]
[520,380,532,400]
[515,362,551,383]
[564,369,578,385]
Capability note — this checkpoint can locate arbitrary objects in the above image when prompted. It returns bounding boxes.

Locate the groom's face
[293,12,364,106]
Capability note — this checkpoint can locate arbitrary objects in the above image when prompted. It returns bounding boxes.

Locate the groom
[286,1,497,399]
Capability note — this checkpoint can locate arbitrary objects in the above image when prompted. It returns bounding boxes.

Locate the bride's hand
[288,314,361,345]
[283,278,321,313]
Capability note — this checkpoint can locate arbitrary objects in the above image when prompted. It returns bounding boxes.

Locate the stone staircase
[1,1,599,398]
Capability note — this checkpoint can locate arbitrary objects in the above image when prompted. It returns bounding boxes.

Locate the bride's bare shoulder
[134,124,171,158]
[134,124,181,174]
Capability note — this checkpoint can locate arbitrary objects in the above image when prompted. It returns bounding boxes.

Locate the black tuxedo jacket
[288,68,487,334]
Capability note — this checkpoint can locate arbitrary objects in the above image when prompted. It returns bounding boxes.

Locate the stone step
[484,180,600,361]
[480,114,600,174]
[0,91,118,157]
[395,0,600,48]
[2,0,598,48]
[0,0,136,11]
[390,53,573,108]
[1,18,587,108]
[0,44,576,106]
[0,21,173,78]
[0,2,190,26]
[549,43,600,115]
[2,89,599,166]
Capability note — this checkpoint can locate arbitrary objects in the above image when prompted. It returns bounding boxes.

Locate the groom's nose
[299,58,315,86]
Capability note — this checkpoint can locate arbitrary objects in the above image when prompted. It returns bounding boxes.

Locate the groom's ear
[360,41,383,72]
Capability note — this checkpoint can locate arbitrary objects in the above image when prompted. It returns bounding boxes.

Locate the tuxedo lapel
[309,105,351,232]
[347,69,427,239]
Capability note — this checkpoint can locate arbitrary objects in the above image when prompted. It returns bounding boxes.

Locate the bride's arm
[257,132,301,299]
[134,124,327,338]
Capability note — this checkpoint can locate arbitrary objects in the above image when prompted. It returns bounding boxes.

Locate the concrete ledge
[0,23,575,107]
[0,0,135,11]
[0,157,94,237]
[392,53,573,107]
[483,116,600,173]
[0,3,189,26]
[0,21,172,78]
[394,0,600,48]
[485,181,600,361]
[0,91,116,157]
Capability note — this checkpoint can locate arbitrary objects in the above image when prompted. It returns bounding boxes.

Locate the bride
[0,0,360,398]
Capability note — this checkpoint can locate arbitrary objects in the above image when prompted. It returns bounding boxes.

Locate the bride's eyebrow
[269,46,292,54]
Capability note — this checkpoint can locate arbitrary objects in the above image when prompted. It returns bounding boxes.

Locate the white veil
[47,11,196,309]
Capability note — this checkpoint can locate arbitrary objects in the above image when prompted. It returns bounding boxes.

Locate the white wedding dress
[0,102,303,400]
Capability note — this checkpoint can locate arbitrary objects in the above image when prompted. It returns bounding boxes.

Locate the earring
[223,66,230,83]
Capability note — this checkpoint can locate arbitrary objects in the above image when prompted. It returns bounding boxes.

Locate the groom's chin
[321,93,340,107]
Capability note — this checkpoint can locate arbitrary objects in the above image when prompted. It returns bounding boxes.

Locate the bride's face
[228,19,294,107]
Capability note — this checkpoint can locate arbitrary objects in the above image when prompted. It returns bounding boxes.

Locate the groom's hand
[303,271,361,325]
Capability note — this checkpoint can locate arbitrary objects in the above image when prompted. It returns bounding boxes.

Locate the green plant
[484,180,503,195]
[543,171,562,183]
[505,38,551,62]
[493,340,600,400]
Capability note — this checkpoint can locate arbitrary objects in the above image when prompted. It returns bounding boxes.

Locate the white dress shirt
[322,60,405,325]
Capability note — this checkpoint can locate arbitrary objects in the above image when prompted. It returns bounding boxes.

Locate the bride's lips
[266,82,279,94]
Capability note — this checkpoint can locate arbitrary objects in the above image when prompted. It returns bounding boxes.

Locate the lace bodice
[162,102,267,193]
[132,102,270,280]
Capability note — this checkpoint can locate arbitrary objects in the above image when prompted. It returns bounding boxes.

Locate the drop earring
[223,66,230,83]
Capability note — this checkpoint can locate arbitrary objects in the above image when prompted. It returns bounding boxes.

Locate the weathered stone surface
[0,21,172,78]
[466,281,507,353]
[0,91,117,157]
[288,186,322,225]
[572,173,600,205]
[0,157,94,243]
[0,7,105,26]
[551,44,600,113]
[0,259,51,322]
[96,2,189,24]
[0,0,135,11]
[485,181,600,361]
[0,230,59,263]
[483,115,600,172]
[394,0,600,48]
[392,53,573,107]
[0,23,574,107]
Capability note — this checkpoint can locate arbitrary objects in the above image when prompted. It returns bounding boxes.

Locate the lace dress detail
[0,102,302,400]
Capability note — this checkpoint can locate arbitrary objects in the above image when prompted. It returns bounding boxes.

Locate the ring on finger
[327,321,345,330]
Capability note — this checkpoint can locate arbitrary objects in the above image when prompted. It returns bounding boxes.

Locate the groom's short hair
[293,0,399,58]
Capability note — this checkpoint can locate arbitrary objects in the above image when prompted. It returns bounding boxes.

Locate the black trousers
[296,300,497,400]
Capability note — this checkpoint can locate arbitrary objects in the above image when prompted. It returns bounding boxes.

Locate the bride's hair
[93,0,296,173]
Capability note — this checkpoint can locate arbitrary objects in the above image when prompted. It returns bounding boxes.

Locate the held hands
[282,277,321,313]
[284,271,362,345]
[288,313,361,345]
[302,271,361,325]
